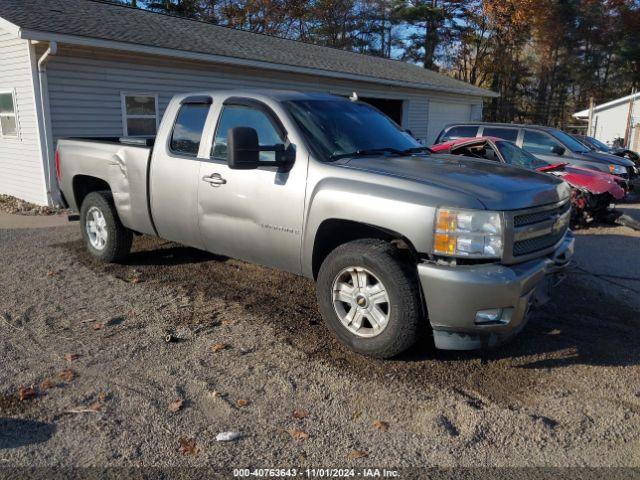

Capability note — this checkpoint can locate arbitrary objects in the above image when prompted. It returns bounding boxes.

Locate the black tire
[80,191,132,262]
[316,239,423,358]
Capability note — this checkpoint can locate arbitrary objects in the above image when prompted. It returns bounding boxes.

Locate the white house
[573,92,640,148]
[0,0,496,206]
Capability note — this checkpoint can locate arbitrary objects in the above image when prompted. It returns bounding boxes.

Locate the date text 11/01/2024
[232,468,401,478]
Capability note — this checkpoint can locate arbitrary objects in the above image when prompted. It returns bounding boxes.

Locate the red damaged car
[430,137,626,227]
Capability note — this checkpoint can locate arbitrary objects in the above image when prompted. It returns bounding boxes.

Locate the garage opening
[360,97,404,125]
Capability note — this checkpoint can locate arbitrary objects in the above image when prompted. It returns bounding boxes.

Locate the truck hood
[342,154,570,210]
[579,150,635,167]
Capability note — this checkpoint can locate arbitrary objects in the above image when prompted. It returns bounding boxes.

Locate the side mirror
[551,145,566,156]
[228,127,260,170]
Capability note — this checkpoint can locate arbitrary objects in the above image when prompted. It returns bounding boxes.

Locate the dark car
[435,123,637,182]
[571,134,640,164]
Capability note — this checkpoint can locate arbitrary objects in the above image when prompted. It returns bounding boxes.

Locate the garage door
[427,101,471,145]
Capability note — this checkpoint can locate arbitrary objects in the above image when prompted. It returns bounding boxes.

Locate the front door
[520,129,567,165]
[197,100,307,274]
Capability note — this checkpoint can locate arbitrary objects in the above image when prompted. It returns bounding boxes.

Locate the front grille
[514,201,570,228]
[514,210,549,227]
[507,200,571,261]
[513,230,566,256]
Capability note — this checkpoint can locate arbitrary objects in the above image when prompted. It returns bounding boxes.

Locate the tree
[392,0,465,70]
[146,0,201,16]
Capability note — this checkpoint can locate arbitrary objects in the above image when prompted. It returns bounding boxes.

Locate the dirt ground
[1,207,640,473]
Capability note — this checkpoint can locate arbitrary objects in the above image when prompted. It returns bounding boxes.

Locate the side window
[122,93,158,137]
[0,91,18,138]
[522,130,562,154]
[170,103,210,156]
[440,125,479,142]
[213,105,283,162]
[483,127,518,142]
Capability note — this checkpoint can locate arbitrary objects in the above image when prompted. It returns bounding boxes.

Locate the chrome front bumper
[417,232,574,350]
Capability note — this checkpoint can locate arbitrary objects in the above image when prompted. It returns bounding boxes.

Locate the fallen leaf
[210,343,228,353]
[58,368,75,382]
[293,409,309,420]
[221,319,233,326]
[92,323,103,331]
[129,277,141,284]
[64,353,81,362]
[18,386,36,402]
[236,399,249,408]
[372,420,389,432]
[41,379,56,390]
[288,429,309,440]
[168,398,184,413]
[88,391,106,412]
[178,437,199,456]
[47,270,57,277]
[347,450,368,460]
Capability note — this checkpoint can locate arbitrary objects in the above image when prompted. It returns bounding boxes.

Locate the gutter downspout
[36,41,58,205]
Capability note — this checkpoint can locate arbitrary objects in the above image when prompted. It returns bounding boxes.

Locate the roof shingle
[0,0,495,97]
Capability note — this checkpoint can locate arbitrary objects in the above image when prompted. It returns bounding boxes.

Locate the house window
[122,93,158,137]
[0,91,18,138]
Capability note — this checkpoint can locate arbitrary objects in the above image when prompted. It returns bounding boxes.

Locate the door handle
[202,173,227,187]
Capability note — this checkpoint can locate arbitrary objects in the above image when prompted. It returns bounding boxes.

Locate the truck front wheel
[316,239,423,358]
[80,191,132,262]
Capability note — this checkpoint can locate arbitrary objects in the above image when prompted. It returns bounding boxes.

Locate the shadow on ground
[58,234,640,408]
[0,418,56,449]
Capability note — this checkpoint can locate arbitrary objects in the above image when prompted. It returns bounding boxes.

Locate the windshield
[283,99,420,161]
[550,129,590,153]
[586,136,610,151]
[496,141,549,169]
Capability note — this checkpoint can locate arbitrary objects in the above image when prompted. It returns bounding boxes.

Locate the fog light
[475,308,504,325]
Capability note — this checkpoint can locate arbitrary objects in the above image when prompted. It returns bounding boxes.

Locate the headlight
[433,208,503,259]
[609,164,627,175]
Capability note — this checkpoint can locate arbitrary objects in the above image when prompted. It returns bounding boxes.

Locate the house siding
[0,26,46,205]
[43,46,483,147]
[592,98,640,146]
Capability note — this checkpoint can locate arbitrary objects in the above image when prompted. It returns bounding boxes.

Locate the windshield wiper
[329,147,406,161]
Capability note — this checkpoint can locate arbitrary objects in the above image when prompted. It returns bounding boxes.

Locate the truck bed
[57,137,156,236]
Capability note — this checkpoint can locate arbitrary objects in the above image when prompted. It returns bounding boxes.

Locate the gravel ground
[1,216,640,471]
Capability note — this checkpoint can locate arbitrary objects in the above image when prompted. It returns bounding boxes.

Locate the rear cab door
[149,95,214,249]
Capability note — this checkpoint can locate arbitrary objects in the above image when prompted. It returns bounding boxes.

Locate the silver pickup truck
[56,90,574,358]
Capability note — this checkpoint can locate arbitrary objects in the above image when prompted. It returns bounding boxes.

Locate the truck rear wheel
[80,191,132,263]
[316,239,422,358]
